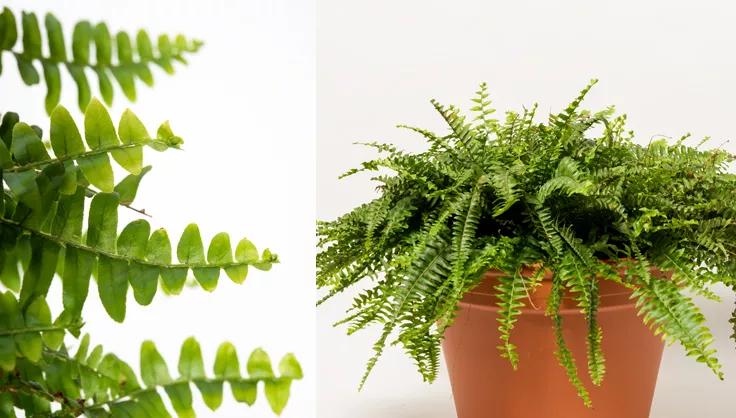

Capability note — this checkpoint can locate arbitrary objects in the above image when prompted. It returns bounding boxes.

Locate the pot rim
[457,298,639,316]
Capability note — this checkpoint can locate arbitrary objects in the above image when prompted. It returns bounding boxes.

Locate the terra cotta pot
[442,266,665,418]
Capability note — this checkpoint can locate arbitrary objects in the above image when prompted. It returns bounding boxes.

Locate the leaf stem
[0,217,277,269]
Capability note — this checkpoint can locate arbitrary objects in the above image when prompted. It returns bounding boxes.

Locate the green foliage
[0,8,298,417]
[0,7,202,113]
[318,80,736,400]
[0,334,302,417]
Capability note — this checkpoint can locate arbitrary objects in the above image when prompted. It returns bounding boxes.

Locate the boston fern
[0,8,301,417]
[0,7,202,114]
[317,79,736,404]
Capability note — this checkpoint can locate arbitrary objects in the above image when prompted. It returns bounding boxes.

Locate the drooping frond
[0,7,202,113]
[631,263,723,379]
[547,274,591,407]
[494,271,526,369]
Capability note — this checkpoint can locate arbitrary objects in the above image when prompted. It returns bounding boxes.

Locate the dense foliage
[0,8,300,417]
[317,80,736,404]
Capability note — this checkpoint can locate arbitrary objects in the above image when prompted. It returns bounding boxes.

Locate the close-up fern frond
[0,5,301,416]
[0,7,202,113]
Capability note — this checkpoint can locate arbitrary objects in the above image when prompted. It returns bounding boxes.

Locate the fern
[319,80,736,404]
[548,273,591,406]
[0,8,299,416]
[494,271,526,369]
[0,7,202,113]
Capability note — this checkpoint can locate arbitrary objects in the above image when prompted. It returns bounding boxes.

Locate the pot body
[442,270,665,418]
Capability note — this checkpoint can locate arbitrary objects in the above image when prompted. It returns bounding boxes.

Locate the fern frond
[0,103,275,323]
[494,271,527,369]
[489,164,520,217]
[548,273,591,407]
[631,257,723,379]
[0,7,202,113]
[17,337,302,416]
[431,100,473,144]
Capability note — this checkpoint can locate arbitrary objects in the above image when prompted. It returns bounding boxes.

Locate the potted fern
[317,80,735,417]
[0,7,302,416]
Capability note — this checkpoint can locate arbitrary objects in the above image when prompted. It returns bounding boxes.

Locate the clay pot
[442,266,665,418]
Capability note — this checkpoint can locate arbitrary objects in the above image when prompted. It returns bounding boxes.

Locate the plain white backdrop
[3,0,314,417]
[317,1,736,417]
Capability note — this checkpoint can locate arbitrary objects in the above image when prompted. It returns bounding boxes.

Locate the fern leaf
[0,7,202,113]
[548,273,592,407]
[495,272,527,369]
[632,271,723,379]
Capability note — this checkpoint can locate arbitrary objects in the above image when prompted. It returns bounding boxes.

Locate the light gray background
[3,1,315,416]
[317,1,736,417]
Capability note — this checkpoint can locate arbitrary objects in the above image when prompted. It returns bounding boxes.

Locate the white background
[317,1,736,417]
[3,0,314,417]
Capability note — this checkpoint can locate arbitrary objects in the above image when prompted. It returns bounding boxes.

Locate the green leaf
[71,21,92,64]
[178,337,205,379]
[75,333,90,361]
[45,13,66,61]
[66,63,91,111]
[129,262,158,306]
[230,381,257,406]
[11,121,49,164]
[0,252,20,292]
[156,121,183,149]
[96,68,114,106]
[87,192,119,252]
[18,237,60,309]
[208,233,233,264]
[118,220,150,258]
[44,311,70,350]
[21,12,42,58]
[178,224,218,291]
[177,224,205,264]
[62,246,94,319]
[112,66,137,101]
[264,380,291,415]
[42,62,62,114]
[97,256,128,322]
[136,30,154,60]
[247,348,274,378]
[194,380,223,411]
[0,336,13,372]
[15,55,39,85]
[50,106,85,158]
[213,342,240,379]
[94,23,112,65]
[148,229,186,294]
[16,297,51,363]
[115,109,147,174]
[51,187,85,241]
[79,100,118,192]
[0,8,18,51]
[84,98,118,149]
[119,220,157,305]
[140,340,172,387]
[5,171,41,212]
[165,382,195,418]
[279,353,303,379]
[0,112,19,149]
[235,238,259,264]
[114,166,151,205]
[116,32,133,64]
[135,63,154,86]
